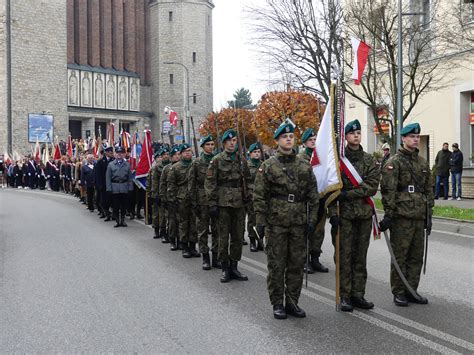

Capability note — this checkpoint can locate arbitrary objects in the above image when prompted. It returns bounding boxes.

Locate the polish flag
[169,110,178,126]
[351,36,371,85]
[134,129,152,189]
[53,142,62,160]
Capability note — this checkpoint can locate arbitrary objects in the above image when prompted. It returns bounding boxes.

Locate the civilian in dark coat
[95,146,115,220]
[434,143,451,199]
[27,158,37,189]
[449,143,464,200]
[81,154,96,212]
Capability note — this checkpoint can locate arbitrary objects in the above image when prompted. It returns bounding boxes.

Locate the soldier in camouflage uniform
[150,151,161,238]
[157,148,171,243]
[159,146,181,251]
[246,143,264,252]
[298,128,329,274]
[168,143,200,258]
[205,129,251,283]
[188,135,219,270]
[145,161,154,225]
[254,121,319,320]
[380,123,433,307]
[328,120,380,312]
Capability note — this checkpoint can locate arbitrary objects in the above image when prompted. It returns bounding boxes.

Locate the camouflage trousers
[310,210,327,256]
[167,204,178,243]
[266,224,306,306]
[332,217,372,298]
[217,207,245,263]
[197,205,218,254]
[158,205,168,236]
[151,197,159,228]
[390,218,425,295]
[246,201,257,240]
[177,200,197,243]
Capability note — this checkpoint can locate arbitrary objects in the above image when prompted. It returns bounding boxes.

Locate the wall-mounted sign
[28,113,54,143]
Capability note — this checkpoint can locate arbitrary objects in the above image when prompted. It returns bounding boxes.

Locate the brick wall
[10,0,68,155]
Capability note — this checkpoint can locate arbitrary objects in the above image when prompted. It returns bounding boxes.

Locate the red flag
[4,151,12,165]
[351,36,370,85]
[53,142,61,160]
[169,110,178,126]
[108,122,115,148]
[67,135,73,157]
[135,129,152,188]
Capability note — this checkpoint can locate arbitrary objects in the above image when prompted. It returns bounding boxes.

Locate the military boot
[394,294,409,307]
[211,252,219,268]
[242,238,248,246]
[340,297,354,312]
[189,243,201,257]
[304,258,315,274]
[104,211,112,222]
[161,232,170,244]
[114,217,121,228]
[310,252,329,273]
[249,238,258,252]
[351,296,374,309]
[257,239,264,251]
[182,242,192,258]
[153,228,160,239]
[170,240,178,251]
[285,303,306,318]
[202,253,211,270]
[406,292,428,304]
[220,262,231,283]
[120,216,128,227]
[230,261,248,281]
[273,304,287,320]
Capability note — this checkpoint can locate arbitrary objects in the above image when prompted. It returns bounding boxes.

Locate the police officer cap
[401,123,421,136]
[199,134,214,147]
[345,119,361,134]
[170,146,180,156]
[104,144,113,152]
[248,142,260,153]
[273,121,294,139]
[179,143,192,153]
[301,128,316,143]
[115,146,125,153]
[221,129,237,143]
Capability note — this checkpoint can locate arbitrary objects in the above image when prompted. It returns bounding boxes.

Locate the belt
[112,180,127,183]
[218,181,241,188]
[271,193,305,203]
[398,185,423,193]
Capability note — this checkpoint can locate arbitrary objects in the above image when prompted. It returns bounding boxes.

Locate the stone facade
[0,0,214,155]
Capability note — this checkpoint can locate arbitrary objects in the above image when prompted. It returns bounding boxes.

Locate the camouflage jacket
[204,150,251,208]
[167,159,193,203]
[381,148,434,220]
[247,158,262,198]
[188,152,214,206]
[328,146,380,220]
[159,161,177,202]
[151,159,169,198]
[253,149,319,227]
[297,148,312,163]
[146,168,153,195]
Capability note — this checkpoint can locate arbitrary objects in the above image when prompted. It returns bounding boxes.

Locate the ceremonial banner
[134,129,152,189]
[351,36,371,85]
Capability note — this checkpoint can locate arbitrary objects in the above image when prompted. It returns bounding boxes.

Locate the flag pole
[332,82,341,312]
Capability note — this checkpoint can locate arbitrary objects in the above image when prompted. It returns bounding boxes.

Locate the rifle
[214,112,221,152]
[233,110,249,201]
[190,116,199,157]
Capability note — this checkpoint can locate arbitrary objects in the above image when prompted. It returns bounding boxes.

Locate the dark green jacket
[247,158,262,198]
[253,149,319,227]
[381,148,434,220]
[328,146,380,220]
[168,159,193,202]
[188,152,214,206]
[204,150,251,208]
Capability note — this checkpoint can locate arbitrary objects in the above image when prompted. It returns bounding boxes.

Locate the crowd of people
[434,142,464,200]
[0,120,434,320]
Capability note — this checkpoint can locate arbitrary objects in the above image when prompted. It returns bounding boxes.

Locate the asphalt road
[1,188,473,353]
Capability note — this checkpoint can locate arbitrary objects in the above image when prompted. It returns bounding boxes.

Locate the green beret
[274,122,295,139]
[301,128,316,143]
[345,119,361,134]
[248,142,260,153]
[221,129,237,143]
[153,151,160,159]
[199,134,214,147]
[179,143,192,152]
[170,146,180,157]
[401,123,421,136]
[159,147,170,156]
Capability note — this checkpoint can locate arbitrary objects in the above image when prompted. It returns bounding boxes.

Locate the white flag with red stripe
[351,36,371,85]
[311,97,342,207]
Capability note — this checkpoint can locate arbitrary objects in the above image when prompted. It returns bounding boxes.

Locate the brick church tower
[0,0,213,154]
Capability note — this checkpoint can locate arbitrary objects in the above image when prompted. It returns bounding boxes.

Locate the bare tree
[248,0,471,149]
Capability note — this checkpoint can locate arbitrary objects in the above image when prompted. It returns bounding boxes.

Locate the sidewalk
[375,192,473,209]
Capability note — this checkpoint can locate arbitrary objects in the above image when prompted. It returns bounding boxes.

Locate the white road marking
[241,256,474,352]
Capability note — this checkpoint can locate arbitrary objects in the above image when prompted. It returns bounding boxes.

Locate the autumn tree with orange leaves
[200,90,324,150]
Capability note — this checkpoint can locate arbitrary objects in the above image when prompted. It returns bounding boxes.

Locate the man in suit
[96,145,115,220]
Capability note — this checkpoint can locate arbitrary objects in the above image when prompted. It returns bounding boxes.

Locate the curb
[375,209,474,224]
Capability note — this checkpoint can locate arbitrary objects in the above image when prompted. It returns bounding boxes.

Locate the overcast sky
[212,0,269,110]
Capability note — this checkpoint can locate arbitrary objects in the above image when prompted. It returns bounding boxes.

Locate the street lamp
[396,0,425,150]
[163,61,190,143]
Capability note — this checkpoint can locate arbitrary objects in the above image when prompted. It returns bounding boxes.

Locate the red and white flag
[66,134,73,157]
[34,136,41,163]
[169,110,178,127]
[135,129,153,189]
[351,36,371,85]
[311,97,342,207]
